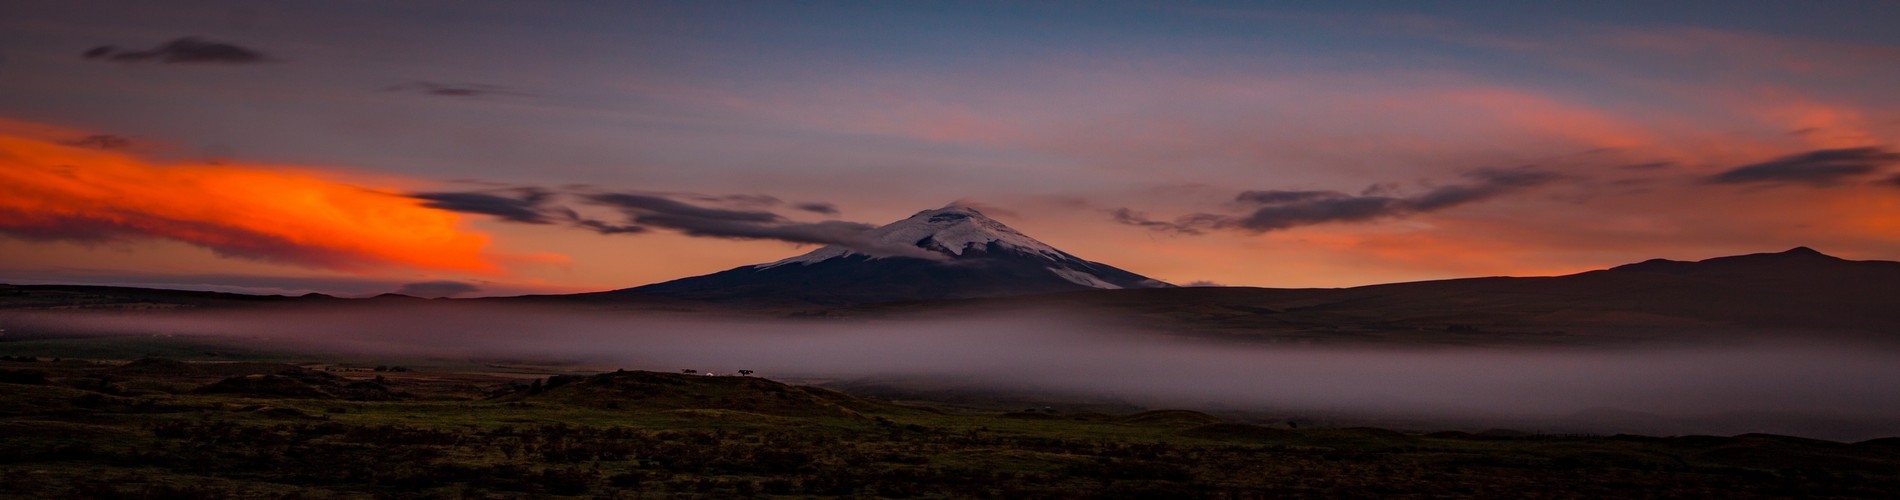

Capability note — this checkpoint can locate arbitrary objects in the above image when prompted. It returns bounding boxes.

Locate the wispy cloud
[412,187,559,224]
[793,202,840,215]
[1118,167,1562,234]
[1108,208,1203,235]
[1706,147,1900,186]
[64,134,133,150]
[384,81,523,98]
[82,37,272,65]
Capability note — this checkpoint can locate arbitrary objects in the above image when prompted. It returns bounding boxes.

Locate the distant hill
[8,247,1900,344]
[0,283,314,310]
[840,247,1900,343]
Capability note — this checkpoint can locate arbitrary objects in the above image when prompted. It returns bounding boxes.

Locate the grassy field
[3,354,1899,499]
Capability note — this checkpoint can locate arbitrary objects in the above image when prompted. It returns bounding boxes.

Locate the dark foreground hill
[4,358,1900,498]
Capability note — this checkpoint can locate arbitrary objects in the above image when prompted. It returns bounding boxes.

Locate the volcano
[601,205,1172,305]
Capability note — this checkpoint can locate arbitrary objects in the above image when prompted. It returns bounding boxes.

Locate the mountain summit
[607,205,1172,305]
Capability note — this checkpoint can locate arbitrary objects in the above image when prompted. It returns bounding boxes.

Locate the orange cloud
[0,119,496,274]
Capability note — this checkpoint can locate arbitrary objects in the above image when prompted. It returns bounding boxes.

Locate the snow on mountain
[610,204,1172,304]
[1047,267,1124,289]
[760,205,1071,267]
[755,205,1151,291]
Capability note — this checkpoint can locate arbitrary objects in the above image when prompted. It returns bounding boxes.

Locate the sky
[3,0,1899,297]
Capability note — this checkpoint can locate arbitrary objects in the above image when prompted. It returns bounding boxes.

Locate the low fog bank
[18,305,1900,441]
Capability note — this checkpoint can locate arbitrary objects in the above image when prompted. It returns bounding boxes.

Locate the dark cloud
[410,188,556,224]
[394,280,481,298]
[564,215,648,235]
[1181,280,1224,287]
[588,192,941,259]
[1706,147,1900,186]
[1109,208,1202,235]
[687,193,781,207]
[1405,167,1560,211]
[1469,166,1564,186]
[1885,173,1900,187]
[1358,183,1402,197]
[83,37,271,65]
[1621,161,1673,171]
[410,187,642,233]
[583,193,911,253]
[1228,195,1399,231]
[66,134,132,150]
[1234,190,1342,205]
[1117,166,1560,233]
[586,193,781,226]
[386,82,521,98]
[1216,166,1559,232]
[793,202,840,215]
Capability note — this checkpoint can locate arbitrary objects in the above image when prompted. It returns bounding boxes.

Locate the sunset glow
[0,121,496,274]
[10,6,1900,496]
[2,2,1898,295]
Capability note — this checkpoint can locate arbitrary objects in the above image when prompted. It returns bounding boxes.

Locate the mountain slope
[598,205,1172,305]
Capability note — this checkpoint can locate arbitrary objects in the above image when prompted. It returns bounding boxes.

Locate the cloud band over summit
[409,187,935,259]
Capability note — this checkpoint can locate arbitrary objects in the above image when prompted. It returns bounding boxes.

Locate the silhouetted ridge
[1782,246,1825,257]
[1610,246,1851,275]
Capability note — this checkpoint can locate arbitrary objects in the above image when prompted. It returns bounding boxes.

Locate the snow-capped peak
[759,205,1074,268]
